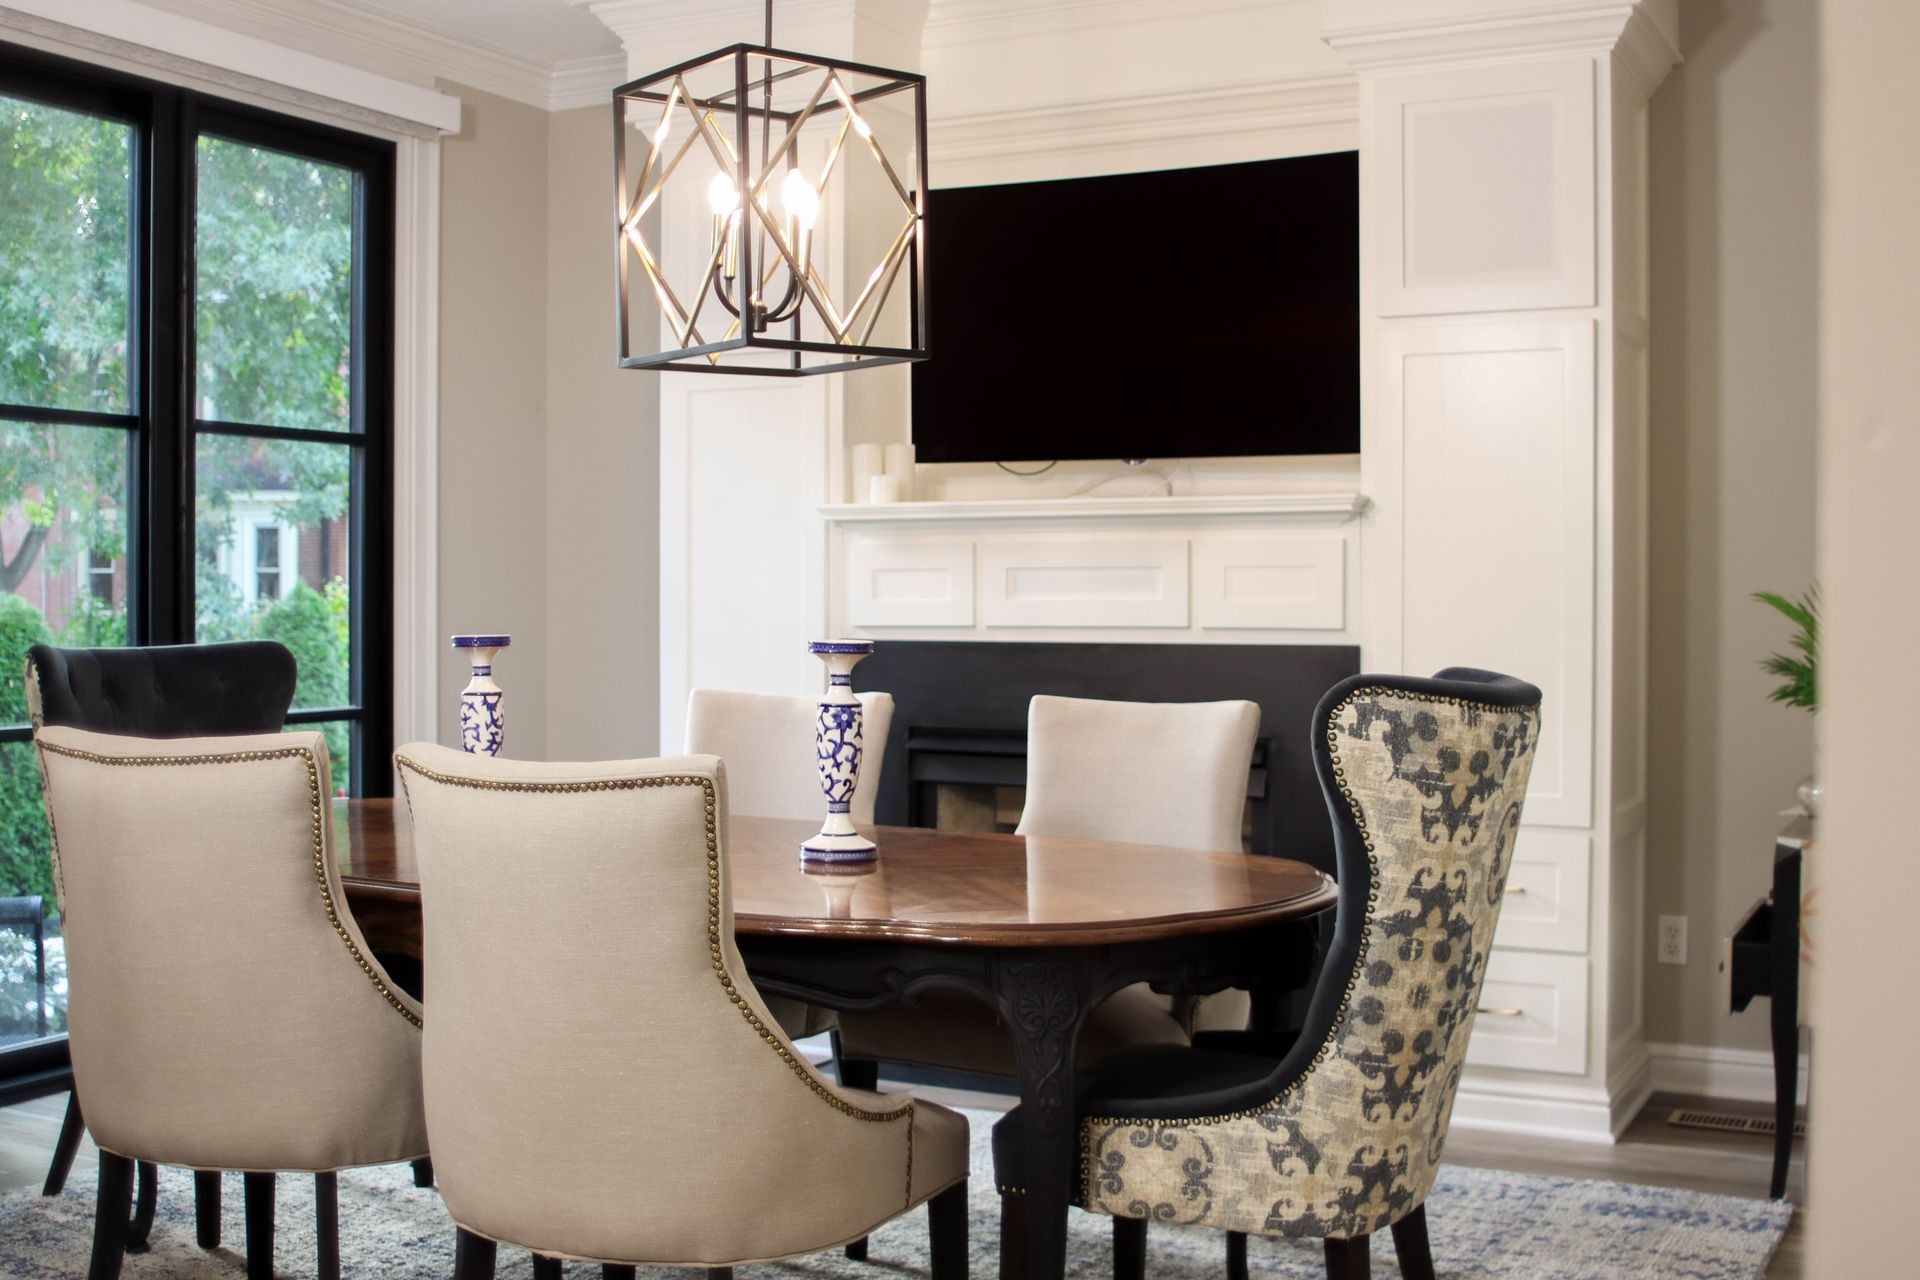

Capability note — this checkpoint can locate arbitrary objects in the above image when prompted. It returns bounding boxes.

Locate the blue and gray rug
[0,1110,1793,1278]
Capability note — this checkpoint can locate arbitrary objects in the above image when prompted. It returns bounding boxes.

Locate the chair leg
[196,1171,223,1248]
[845,1236,869,1260]
[316,1172,340,1280]
[1324,1233,1370,1280]
[533,1256,563,1279]
[706,1271,734,1279]
[929,1179,968,1280]
[837,1054,880,1092]
[87,1152,134,1280]
[43,1092,86,1196]
[601,1269,637,1280]
[1226,1231,1249,1280]
[126,1161,157,1252]
[1391,1204,1436,1280]
[999,1193,1027,1280]
[454,1228,498,1280]
[1112,1214,1146,1280]
[413,1156,435,1188]
[244,1171,276,1280]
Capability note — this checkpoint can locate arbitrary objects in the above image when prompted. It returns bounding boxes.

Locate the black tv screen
[911,151,1359,464]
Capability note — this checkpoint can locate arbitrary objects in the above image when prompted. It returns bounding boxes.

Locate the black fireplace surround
[854,641,1361,876]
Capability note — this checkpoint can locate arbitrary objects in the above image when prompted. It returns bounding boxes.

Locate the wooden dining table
[335,798,1337,1280]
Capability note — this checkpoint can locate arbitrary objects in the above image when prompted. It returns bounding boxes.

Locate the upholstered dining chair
[991,669,1542,1280]
[24,640,297,1251]
[33,726,429,1280]
[684,687,895,1044]
[833,694,1264,1083]
[394,743,970,1280]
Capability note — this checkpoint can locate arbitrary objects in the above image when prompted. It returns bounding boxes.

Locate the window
[0,44,393,1062]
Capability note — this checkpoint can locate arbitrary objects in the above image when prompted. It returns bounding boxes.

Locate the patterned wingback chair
[991,668,1541,1280]
[33,726,427,1280]
[393,742,969,1279]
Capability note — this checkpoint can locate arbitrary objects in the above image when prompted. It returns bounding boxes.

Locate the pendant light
[613,0,929,375]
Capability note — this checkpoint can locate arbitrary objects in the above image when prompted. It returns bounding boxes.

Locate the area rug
[0,1109,1792,1278]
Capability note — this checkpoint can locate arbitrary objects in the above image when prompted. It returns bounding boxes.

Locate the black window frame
[0,40,395,782]
[0,43,396,1081]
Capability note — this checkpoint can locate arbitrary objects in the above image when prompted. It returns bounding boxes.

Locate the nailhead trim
[393,757,910,1135]
[1074,688,1539,1204]
[35,739,422,1029]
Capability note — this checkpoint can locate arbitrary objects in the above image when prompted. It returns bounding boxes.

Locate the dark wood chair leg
[126,1161,157,1252]
[837,1055,880,1092]
[601,1269,637,1280]
[532,1256,562,1279]
[705,1270,734,1279]
[928,1179,968,1280]
[845,1236,869,1260]
[1390,1204,1436,1280]
[243,1171,276,1280]
[413,1156,435,1188]
[1226,1230,1249,1280]
[196,1171,223,1248]
[1324,1233,1370,1280]
[43,1092,86,1196]
[87,1152,134,1280]
[999,1193,1027,1280]
[1112,1214,1146,1280]
[316,1172,340,1280]
[454,1228,498,1280]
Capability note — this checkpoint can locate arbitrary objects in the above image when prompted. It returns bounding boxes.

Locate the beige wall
[436,85,551,758]
[434,88,660,761]
[543,106,659,758]
[1644,0,1819,1053]
[1808,3,1920,1267]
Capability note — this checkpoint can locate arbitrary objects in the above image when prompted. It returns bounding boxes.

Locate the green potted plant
[1754,586,1819,812]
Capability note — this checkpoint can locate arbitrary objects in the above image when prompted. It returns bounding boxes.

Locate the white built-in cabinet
[592,0,1678,1140]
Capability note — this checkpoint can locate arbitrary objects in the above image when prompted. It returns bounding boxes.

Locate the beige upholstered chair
[394,743,969,1280]
[834,695,1263,1080]
[33,726,428,1280]
[685,687,894,1042]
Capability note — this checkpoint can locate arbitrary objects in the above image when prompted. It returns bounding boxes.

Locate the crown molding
[0,0,460,133]
[923,0,1270,50]
[930,72,1358,184]
[126,0,624,113]
[575,0,927,75]
[1322,0,1673,74]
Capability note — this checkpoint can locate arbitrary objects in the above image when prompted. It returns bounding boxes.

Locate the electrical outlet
[1657,915,1688,965]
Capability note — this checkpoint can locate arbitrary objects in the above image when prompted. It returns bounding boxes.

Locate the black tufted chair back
[26,642,298,737]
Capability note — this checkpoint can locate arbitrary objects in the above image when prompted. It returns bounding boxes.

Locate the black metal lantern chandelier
[612,0,929,376]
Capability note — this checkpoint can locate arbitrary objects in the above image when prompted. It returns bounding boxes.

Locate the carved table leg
[996,958,1094,1280]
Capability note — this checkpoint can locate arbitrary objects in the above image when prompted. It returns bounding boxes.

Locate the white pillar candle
[849,442,882,504]
[883,441,916,502]
[868,474,902,504]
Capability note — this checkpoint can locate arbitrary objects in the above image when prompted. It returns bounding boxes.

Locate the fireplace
[854,641,1360,875]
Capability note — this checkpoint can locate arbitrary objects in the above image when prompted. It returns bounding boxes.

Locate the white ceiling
[137,0,627,109]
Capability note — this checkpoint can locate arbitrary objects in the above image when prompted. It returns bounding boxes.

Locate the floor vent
[1666,1108,1806,1139]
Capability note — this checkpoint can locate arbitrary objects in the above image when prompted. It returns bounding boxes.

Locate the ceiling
[137,0,627,109]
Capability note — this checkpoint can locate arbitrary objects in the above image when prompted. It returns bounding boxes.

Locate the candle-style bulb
[707,171,739,217]
[781,168,820,231]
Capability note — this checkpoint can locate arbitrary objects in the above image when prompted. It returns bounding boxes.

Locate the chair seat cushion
[990,1042,1280,1194]
[834,984,1188,1079]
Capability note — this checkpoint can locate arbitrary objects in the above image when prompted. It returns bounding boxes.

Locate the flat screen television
[910,151,1359,464]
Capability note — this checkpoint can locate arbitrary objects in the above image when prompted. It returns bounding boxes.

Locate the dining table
[335,798,1338,1280]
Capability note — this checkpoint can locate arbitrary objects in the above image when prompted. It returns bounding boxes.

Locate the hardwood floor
[0,1089,1805,1277]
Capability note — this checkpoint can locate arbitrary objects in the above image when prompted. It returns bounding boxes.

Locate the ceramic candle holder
[801,639,878,864]
[451,634,509,756]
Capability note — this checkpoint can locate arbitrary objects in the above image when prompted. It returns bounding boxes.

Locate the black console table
[1726,815,1811,1199]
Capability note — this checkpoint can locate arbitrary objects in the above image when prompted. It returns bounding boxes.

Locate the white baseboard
[1646,1040,1808,1107]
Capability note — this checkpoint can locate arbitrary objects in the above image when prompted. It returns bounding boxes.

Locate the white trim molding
[0,0,460,135]
[821,492,1368,526]
[1647,1041,1810,1108]
[391,136,441,755]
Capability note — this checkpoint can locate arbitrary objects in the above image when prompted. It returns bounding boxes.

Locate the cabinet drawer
[1490,830,1590,953]
[1464,952,1588,1075]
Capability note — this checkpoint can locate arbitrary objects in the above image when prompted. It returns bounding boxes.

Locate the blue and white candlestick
[451,634,510,756]
[800,639,878,864]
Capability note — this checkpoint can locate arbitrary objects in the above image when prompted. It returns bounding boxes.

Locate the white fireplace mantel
[820,492,1368,526]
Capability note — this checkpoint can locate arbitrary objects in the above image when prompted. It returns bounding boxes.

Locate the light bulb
[781,168,821,230]
[707,171,739,217]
